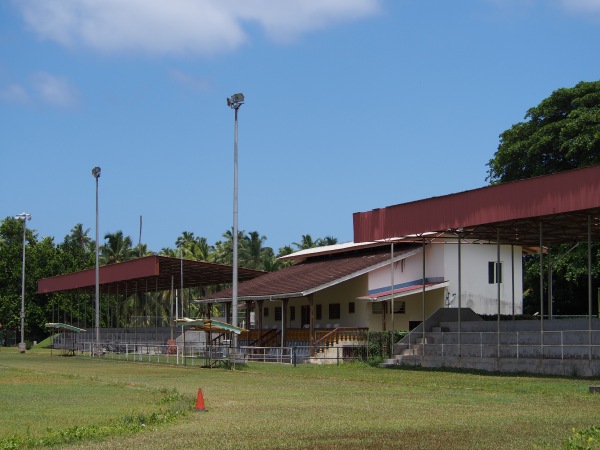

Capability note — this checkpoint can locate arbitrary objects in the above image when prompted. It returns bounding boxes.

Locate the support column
[497,229,501,358]
[511,245,515,319]
[548,252,553,320]
[458,232,462,357]
[539,222,544,358]
[391,243,395,332]
[588,215,592,361]
[422,238,426,350]
[245,300,252,330]
[309,294,315,357]
[281,298,289,347]
[256,300,264,347]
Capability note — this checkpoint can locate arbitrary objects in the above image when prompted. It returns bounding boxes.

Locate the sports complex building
[38,165,600,375]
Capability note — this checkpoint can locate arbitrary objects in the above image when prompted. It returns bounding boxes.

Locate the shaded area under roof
[353,165,600,245]
[201,245,421,302]
[37,255,265,295]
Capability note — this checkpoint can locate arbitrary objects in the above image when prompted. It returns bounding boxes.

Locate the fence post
[561,331,564,360]
[480,332,483,358]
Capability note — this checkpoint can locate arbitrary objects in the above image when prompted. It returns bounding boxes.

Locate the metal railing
[401,329,600,360]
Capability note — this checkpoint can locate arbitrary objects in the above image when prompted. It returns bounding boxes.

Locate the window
[371,301,405,314]
[488,261,503,284]
[290,306,296,321]
[328,303,341,320]
[274,307,282,321]
[264,307,269,317]
[371,302,385,314]
[316,304,322,320]
[394,301,406,314]
[348,302,355,314]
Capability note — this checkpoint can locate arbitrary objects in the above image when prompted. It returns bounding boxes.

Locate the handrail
[314,327,367,345]
[400,329,600,360]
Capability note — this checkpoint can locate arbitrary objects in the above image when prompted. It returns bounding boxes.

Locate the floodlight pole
[15,212,31,353]
[92,167,101,350]
[227,92,244,346]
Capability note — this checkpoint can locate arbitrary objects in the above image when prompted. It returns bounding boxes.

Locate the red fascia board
[353,165,600,243]
[38,256,159,294]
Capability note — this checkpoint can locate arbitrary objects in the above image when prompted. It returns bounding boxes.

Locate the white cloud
[169,69,212,92]
[487,0,600,19]
[13,0,381,56]
[558,0,600,16]
[31,72,80,107]
[0,83,30,104]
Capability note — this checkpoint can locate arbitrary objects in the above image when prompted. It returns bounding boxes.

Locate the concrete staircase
[381,308,600,376]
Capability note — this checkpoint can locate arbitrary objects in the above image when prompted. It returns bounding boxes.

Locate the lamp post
[15,212,31,353]
[92,166,101,350]
[227,92,244,343]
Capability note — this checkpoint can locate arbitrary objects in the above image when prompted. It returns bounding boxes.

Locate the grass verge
[1,347,599,449]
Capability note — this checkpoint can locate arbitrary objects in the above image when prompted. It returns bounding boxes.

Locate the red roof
[353,165,600,245]
[357,281,449,301]
[202,245,420,302]
[38,255,265,294]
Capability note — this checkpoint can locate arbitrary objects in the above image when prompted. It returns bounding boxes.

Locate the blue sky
[1,0,600,254]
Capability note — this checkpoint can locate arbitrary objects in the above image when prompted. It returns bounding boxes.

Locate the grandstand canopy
[37,255,265,295]
[353,165,600,245]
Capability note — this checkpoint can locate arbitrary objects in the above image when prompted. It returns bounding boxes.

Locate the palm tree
[293,234,318,250]
[175,231,196,250]
[186,236,213,262]
[134,243,153,257]
[159,247,178,257]
[67,223,92,251]
[241,231,270,269]
[214,228,245,265]
[100,231,136,265]
[317,236,338,246]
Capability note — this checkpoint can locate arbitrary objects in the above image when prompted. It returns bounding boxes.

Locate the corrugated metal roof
[278,241,383,263]
[45,323,86,333]
[353,165,600,245]
[174,318,244,335]
[37,255,265,294]
[356,281,449,302]
[201,244,421,302]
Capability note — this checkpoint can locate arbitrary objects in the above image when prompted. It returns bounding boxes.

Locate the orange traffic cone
[195,388,207,412]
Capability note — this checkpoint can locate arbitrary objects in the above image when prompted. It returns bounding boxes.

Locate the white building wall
[442,242,523,316]
[255,240,523,332]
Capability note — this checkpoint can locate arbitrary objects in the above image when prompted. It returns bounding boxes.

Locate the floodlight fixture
[92,166,101,179]
[227,93,245,109]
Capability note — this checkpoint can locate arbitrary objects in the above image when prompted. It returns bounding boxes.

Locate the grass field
[1,347,599,449]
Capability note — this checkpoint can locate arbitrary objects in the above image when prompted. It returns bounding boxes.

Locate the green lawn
[1,347,599,449]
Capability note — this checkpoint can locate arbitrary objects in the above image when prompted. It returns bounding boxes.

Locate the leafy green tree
[317,236,338,246]
[486,80,600,315]
[241,231,273,270]
[58,224,94,272]
[487,80,600,184]
[293,234,318,250]
[100,231,136,265]
[0,217,60,342]
[174,231,213,262]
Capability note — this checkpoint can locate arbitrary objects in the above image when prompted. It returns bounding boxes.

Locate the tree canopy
[0,216,339,342]
[487,80,600,316]
[487,80,600,184]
